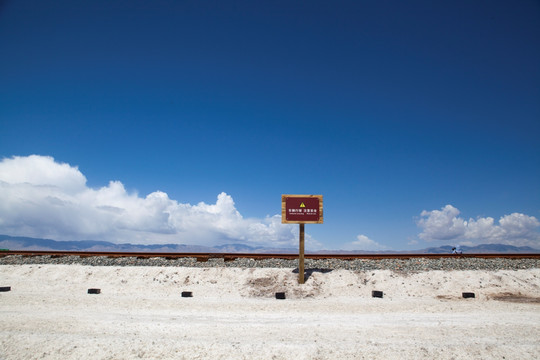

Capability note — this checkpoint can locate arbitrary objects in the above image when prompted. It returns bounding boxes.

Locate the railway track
[1,250,539,261]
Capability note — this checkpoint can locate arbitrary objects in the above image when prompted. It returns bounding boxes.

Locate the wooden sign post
[281,195,323,284]
[299,223,305,284]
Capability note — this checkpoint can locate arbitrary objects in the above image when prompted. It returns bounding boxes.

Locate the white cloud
[417,205,467,241]
[0,155,300,247]
[0,155,86,193]
[417,205,540,247]
[345,234,389,251]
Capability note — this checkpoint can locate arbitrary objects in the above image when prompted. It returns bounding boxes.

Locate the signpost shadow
[292,268,333,282]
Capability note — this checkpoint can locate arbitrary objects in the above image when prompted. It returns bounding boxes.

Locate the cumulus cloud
[0,155,300,247]
[345,234,389,251]
[417,205,540,247]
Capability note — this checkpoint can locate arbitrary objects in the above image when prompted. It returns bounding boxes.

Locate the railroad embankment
[1,253,539,271]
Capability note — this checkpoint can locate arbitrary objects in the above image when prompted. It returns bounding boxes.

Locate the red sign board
[281,195,323,224]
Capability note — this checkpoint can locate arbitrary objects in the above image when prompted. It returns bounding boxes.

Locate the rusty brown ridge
[0,250,539,261]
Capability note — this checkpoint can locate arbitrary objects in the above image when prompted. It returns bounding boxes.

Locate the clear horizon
[1,233,539,253]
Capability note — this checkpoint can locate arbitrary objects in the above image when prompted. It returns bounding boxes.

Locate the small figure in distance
[452,246,462,254]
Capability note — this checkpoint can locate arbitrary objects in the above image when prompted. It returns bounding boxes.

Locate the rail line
[1,250,539,261]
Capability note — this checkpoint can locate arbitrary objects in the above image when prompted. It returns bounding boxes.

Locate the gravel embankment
[0,255,538,272]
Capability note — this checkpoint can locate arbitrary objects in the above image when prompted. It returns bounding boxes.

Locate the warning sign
[281,195,323,224]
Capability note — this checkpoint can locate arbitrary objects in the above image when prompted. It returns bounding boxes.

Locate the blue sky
[1,1,539,250]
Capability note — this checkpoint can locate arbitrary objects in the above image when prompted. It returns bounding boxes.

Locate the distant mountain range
[410,243,539,254]
[0,235,295,253]
[0,234,538,254]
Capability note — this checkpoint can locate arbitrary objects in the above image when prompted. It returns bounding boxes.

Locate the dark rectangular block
[0,286,11,292]
[462,292,475,299]
[372,290,383,298]
[181,291,193,297]
[275,292,286,300]
[87,288,101,294]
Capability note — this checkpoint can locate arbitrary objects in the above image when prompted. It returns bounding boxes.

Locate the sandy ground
[1,265,539,359]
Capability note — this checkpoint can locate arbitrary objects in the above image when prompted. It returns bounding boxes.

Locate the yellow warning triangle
[300,202,306,208]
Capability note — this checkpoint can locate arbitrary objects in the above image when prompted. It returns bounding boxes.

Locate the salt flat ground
[1,265,539,359]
